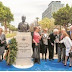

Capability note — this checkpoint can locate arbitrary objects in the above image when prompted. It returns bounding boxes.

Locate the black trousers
[33,43,40,63]
[56,43,58,54]
[42,45,48,59]
[48,45,54,59]
[0,53,3,60]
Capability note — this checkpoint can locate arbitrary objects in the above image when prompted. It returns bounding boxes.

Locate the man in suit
[48,29,57,60]
[55,29,59,54]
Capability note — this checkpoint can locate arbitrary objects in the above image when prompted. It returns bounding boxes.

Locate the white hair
[53,29,59,33]
[61,28,65,31]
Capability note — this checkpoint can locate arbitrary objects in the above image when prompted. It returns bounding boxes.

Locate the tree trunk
[4,20,7,34]
[63,24,67,31]
[9,29,10,33]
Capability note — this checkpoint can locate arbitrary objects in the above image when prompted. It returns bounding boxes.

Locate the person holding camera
[0,28,6,61]
[33,26,43,64]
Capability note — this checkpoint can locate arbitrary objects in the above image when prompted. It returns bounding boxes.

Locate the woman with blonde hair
[60,32,72,67]
[42,28,48,61]
[0,28,6,61]
[33,26,43,64]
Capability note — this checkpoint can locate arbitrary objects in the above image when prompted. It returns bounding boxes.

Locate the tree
[39,17,55,32]
[29,23,35,32]
[53,4,71,30]
[69,7,72,24]
[9,25,17,33]
[0,2,14,33]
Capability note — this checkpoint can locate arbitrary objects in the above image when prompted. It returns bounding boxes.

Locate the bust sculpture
[18,16,29,32]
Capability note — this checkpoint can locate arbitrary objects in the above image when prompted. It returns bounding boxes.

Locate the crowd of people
[0,25,72,67]
[31,26,72,67]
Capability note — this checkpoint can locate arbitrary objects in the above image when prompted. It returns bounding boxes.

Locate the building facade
[42,1,64,19]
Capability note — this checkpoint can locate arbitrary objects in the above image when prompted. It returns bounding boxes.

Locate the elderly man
[55,29,59,54]
[58,28,66,63]
[48,29,57,60]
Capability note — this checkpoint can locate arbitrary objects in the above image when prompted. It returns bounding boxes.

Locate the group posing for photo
[31,26,72,67]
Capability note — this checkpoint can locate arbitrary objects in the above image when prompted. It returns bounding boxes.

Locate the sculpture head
[22,16,26,22]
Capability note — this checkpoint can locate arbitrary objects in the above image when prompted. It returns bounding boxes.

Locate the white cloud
[0,0,72,27]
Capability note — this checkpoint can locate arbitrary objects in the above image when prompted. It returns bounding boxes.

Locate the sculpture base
[13,32,33,68]
[13,63,33,69]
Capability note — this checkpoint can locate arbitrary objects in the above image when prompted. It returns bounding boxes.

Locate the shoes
[69,65,71,67]
[58,60,61,63]
[0,59,2,62]
[42,58,44,60]
[45,58,47,61]
[64,65,66,66]
[62,61,65,63]
[52,59,54,60]
[64,64,67,66]
[69,64,72,67]
[38,61,40,64]
[49,59,51,61]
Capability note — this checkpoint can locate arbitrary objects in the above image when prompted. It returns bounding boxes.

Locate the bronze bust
[18,16,29,32]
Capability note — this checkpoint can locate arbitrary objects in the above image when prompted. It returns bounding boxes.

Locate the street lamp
[36,17,39,26]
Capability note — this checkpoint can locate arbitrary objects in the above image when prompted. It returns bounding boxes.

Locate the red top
[33,32,41,43]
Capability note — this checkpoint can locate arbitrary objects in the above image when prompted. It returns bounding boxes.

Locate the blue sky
[0,0,72,28]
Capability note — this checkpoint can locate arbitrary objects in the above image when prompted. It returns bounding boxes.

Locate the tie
[71,32,72,40]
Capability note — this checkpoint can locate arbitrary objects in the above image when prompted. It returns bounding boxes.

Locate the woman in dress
[60,32,72,67]
[0,28,6,61]
[42,28,48,61]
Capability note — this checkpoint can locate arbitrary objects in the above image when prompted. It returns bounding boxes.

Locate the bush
[6,38,18,65]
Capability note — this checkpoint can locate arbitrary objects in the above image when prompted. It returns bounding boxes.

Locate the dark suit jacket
[48,33,56,46]
[58,33,65,48]
[67,31,71,38]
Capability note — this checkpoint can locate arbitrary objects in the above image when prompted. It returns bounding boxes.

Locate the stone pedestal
[13,32,33,68]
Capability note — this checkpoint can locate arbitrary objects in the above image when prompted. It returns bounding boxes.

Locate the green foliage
[6,38,18,65]
[6,33,16,38]
[53,4,72,27]
[9,24,18,31]
[0,1,14,33]
[39,17,55,32]
[0,2,14,22]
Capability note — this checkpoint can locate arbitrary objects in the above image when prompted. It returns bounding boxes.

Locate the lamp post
[36,17,39,26]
